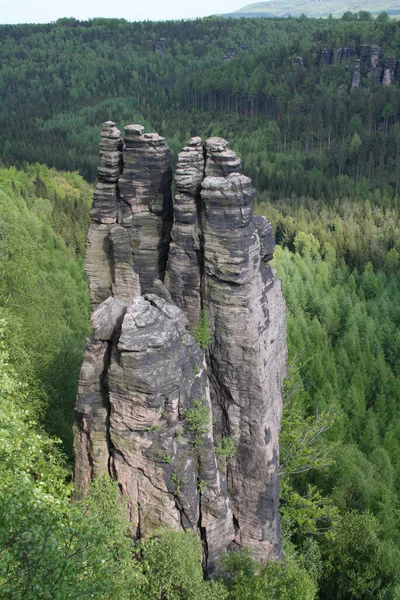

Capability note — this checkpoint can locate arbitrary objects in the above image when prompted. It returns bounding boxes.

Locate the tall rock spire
[200,138,286,560]
[74,123,286,570]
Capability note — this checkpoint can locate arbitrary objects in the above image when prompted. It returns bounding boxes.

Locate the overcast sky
[0,0,248,24]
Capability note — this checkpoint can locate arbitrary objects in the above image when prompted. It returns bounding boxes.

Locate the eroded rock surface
[74,123,286,570]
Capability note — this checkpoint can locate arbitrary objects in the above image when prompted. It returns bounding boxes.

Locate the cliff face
[296,44,399,89]
[74,122,287,569]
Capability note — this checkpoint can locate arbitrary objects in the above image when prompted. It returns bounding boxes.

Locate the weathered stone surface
[342,46,355,61]
[320,47,332,65]
[205,137,242,178]
[73,337,110,495]
[95,122,123,210]
[109,225,141,301]
[91,182,118,223]
[118,127,173,292]
[255,215,275,262]
[107,295,234,566]
[201,140,286,561]
[166,138,204,329]
[85,222,113,308]
[91,297,128,341]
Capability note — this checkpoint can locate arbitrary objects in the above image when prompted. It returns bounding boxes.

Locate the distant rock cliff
[296,43,399,89]
[74,122,287,570]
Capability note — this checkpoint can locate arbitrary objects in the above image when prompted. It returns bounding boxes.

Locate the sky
[0,0,248,24]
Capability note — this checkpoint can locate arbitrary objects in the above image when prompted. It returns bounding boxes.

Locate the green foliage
[320,511,400,599]
[294,232,320,258]
[194,310,212,350]
[215,436,237,458]
[215,548,317,600]
[171,473,182,495]
[280,481,340,537]
[137,530,227,600]
[1,16,400,204]
[0,16,400,599]
[0,332,143,599]
[273,236,400,599]
[184,398,210,450]
[0,165,91,455]
[197,479,206,493]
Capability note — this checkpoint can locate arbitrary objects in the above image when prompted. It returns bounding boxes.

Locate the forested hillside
[0,166,91,451]
[1,14,400,202]
[0,12,400,600]
[228,1,400,19]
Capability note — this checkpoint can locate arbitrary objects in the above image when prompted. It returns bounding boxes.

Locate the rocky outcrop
[383,55,397,86]
[74,123,286,571]
[314,43,399,89]
[352,59,361,89]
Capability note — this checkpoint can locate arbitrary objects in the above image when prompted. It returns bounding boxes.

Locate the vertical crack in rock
[74,122,286,571]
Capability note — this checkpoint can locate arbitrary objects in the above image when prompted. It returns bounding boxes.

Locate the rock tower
[74,122,287,570]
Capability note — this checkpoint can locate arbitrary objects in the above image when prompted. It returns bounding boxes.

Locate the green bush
[215,436,237,458]
[216,548,317,600]
[184,398,210,450]
[194,311,212,350]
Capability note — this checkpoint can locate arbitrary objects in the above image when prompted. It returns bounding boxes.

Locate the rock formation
[74,121,287,571]
[352,59,361,89]
[383,55,397,86]
[315,43,399,90]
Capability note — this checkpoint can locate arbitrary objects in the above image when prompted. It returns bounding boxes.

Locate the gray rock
[91,297,128,341]
[118,126,173,292]
[90,182,118,224]
[85,223,113,308]
[320,47,332,65]
[108,296,234,560]
[73,337,111,496]
[205,137,242,177]
[201,139,286,561]
[166,138,204,329]
[254,215,275,262]
[110,225,141,301]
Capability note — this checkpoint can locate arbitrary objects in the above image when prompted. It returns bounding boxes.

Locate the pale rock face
[73,337,111,496]
[352,59,361,89]
[85,223,114,308]
[383,56,397,86]
[74,123,286,570]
